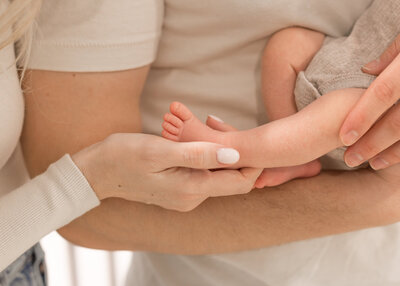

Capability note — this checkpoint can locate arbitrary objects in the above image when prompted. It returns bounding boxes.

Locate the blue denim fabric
[0,244,47,286]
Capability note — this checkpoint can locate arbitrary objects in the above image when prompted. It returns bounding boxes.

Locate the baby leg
[259,27,325,186]
[162,102,321,188]
[163,88,364,171]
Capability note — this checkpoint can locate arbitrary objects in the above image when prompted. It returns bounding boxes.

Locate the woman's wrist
[71,142,109,200]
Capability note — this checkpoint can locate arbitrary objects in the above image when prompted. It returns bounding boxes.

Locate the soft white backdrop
[41,232,132,286]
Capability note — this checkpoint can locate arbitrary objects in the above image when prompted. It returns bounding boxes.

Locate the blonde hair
[0,0,42,71]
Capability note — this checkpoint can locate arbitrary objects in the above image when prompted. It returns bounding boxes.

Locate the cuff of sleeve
[0,154,100,269]
[49,154,100,218]
[27,34,160,72]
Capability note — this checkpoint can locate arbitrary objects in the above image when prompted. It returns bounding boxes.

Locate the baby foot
[162,102,227,144]
[255,160,321,188]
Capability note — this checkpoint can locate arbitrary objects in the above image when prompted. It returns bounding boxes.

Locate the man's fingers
[340,56,400,146]
[369,142,400,170]
[344,103,400,167]
[369,141,400,170]
[363,34,400,75]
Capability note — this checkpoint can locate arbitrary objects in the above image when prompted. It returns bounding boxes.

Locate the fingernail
[208,114,224,123]
[362,59,379,72]
[342,130,359,146]
[345,153,364,167]
[370,157,389,170]
[217,148,240,164]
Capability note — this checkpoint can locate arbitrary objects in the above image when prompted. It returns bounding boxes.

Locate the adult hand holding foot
[340,34,400,170]
[74,133,258,211]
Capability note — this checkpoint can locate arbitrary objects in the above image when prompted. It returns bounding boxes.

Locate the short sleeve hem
[27,33,160,72]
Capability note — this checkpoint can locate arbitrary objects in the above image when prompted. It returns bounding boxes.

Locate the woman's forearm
[59,166,400,254]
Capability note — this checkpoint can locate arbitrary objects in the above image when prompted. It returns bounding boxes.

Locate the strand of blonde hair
[0,0,42,75]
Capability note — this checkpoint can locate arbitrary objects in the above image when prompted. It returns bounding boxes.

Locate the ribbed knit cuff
[0,154,99,270]
[50,154,100,216]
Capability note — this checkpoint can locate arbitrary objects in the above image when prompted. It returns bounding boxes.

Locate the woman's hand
[73,133,261,212]
[340,34,400,170]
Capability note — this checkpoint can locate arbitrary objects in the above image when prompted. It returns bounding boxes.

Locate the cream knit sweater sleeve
[0,0,99,271]
[0,155,100,271]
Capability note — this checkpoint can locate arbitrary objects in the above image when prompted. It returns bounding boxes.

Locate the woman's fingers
[195,167,262,198]
[163,116,261,199]
[166,168,262,212]
[340,55,400,146]
[362,34,400,75]
[158,115,241,170]
[206,115,237,132]
[159,140,240,170]
[344,103,400,167]
[179,167,261,202]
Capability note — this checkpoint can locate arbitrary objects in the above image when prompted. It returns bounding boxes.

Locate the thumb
[362,34,400,75]
[167,141,240,169]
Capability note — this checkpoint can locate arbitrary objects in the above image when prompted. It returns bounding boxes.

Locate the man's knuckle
[353,111,367,126]
[372,81,397,105]
[389,149,400,163]
[388,113,400,135]
[362,141,381,157]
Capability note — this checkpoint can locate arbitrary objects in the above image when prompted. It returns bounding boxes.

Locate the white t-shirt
[137,1,397,285]
[30,0,400,285]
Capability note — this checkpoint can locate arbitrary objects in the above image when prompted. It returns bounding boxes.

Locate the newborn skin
[162,87,364,187]
[163,27,333,188]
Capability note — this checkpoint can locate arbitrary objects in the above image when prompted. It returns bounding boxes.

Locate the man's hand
[340,34,400,170]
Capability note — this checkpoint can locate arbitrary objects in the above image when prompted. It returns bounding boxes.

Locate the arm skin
[207,88,365,168]
[21,68,400,255]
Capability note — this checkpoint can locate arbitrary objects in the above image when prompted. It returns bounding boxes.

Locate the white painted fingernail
[217,148,240,164]
[208,114,224,123]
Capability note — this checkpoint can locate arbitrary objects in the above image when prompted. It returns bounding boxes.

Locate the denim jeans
[0,244,47,286]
